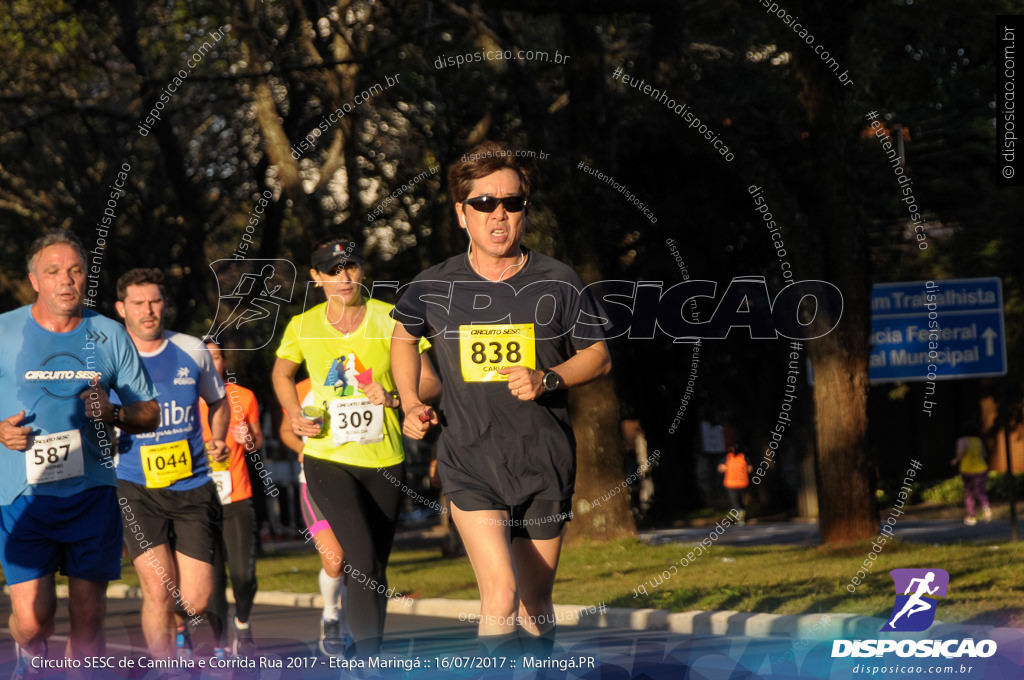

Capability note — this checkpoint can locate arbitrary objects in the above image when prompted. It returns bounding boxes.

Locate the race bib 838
[458,323,536,382]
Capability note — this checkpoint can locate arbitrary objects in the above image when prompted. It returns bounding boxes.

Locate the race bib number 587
[26,430,85,485]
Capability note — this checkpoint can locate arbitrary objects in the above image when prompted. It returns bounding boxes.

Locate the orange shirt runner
[723,451,750,489]
[200,382,259,503]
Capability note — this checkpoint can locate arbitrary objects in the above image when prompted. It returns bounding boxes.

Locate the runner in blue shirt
[113,268,229,660]
[0,231,158,677]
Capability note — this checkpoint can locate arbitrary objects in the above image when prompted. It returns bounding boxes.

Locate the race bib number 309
[328,398,384,447]
[459,323,536,382]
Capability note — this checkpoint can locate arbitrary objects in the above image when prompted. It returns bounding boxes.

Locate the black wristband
[111,405,122,425]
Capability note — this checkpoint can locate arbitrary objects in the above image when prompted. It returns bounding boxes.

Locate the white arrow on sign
[981,327,998,357]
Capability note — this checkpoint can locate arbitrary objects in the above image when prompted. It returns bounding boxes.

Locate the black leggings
[209,499,258,643]
[727,488,745,512]
[305,457,404,656]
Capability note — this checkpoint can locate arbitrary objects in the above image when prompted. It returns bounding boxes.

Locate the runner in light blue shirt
[0,231,159,674]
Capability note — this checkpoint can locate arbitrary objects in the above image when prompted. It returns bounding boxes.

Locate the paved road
[0,596,791,679]
[1,595,1021,679]
[642,517,1024,547]
[2,517,1022,679]
[0,597,478,679]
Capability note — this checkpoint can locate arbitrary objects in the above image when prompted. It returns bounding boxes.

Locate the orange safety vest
[724,452,749,489]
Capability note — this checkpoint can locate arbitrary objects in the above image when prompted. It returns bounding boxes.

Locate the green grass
[38,534,1024,629]
[111,536,1024,628]
[547,538,1024,627]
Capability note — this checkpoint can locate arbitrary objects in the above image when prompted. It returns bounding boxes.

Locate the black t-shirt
[393,250,611,504]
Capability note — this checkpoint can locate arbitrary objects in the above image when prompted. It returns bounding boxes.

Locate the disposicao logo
[882,568,949,632]
[832,568,997,659]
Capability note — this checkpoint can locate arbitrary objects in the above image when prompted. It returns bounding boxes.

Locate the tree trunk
[567,376,636,543]
[798,0,877,543]
[559,12,636,543]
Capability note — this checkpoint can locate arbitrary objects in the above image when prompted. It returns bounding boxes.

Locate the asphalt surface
[2,596,1021,680]
[641,516,1023,547]
[1,516,1021,679]
[0,597,802,680]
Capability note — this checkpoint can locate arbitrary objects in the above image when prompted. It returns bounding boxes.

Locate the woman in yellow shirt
[951,422,992,526]
[272,236,438,657]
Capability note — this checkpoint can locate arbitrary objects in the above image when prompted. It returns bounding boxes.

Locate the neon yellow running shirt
[958,436,988,475]
[276,298,427,468]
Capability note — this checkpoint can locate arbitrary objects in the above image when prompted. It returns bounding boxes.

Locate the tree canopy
[1,0,1019,542]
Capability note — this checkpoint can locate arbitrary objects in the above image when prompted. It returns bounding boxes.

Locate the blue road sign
[870,277,1007,382]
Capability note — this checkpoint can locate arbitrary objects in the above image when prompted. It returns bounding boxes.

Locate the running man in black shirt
[391,141,612,651]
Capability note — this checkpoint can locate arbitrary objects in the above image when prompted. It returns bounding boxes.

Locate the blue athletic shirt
[116,332,225,491]
[0,306,156,505]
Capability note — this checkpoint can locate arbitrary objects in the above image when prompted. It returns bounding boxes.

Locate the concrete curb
[20,584,1007,640]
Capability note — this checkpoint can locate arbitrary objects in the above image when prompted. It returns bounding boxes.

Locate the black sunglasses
[464,195,528,213]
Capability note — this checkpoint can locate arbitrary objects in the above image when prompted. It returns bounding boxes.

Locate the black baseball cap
[311,237,363,273]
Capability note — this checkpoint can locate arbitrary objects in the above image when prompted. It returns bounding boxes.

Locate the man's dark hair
[116,268,166,301]
[448,140,538,207]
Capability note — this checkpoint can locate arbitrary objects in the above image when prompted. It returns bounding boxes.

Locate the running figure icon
[887,571,939,628]
[209,264,283,341]
[881,568,949,633]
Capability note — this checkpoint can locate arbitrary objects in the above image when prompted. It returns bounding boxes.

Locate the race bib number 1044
[140,440,192,489]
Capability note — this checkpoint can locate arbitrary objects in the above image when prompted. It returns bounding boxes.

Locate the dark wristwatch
[541,370,563,393]
[111,405,123,426]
